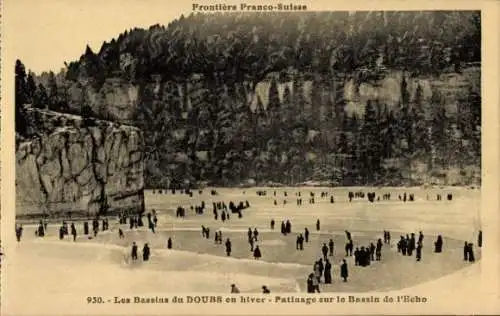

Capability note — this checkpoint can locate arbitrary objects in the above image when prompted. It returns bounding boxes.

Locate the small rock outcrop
[16,108,145,217]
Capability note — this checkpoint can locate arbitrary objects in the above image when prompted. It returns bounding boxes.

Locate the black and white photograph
[2,1,499,315]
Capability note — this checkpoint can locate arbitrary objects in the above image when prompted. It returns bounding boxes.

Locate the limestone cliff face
[16,108,145,216]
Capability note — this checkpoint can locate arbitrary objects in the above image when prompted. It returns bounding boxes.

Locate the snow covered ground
[5,187,489,315]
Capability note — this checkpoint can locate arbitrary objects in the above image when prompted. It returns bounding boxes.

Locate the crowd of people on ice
[14,187,480,294]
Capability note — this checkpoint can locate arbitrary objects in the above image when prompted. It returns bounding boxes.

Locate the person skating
[230,284,240,293]
[416,241,422,262]
[143,243,150,261]
[15,225,23,242]
[468,243,475,262]
[328,239,334,256]
[83,221,89,235]
[304,228,310,243]
[322,243,328,261]
[324,259,332,284]
[340,259,348,282]
[71,223,77,242]
[253,245,262,260]
[369,242,376,261]
[270,219,275,230]
[167,237,172,249]
[306,274,315,293]
[376,239,382,261]
[478,230,482,248]
[316,219,320,231]
[225,238,232,256]
[434,235,443,253]
[253,228,259,242]
[131,242,138,261]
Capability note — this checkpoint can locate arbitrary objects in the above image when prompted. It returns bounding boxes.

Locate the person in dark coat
[298,234,304,250]
[354,247,360,266]
[248,236,255,252]
[262,286,270,294]
[118,228,124,239]
[296,235,301,250]
[253,246,262,259]
[416,242,422,262]
[306,274,314,293]
[324,259,332,284]
[369,243,376,261]
[281,222,286,235]
[322,243,328,261]
[376,239,382,261]
[434,235,443,253]
[418,231,424,245]
[270,219,275,230]
[37,222,45,237]
[463,242,469,261]
[316,219,320,231]
[143,243,150,261]
[340,259,348,282]
[225,238,232,256]
[318,259,324,278]
[131,242,138,261]
[71,223,77,242]
[253,228,259,241]
[285,220,292,234]
[468,243,475,262]
[167,237,172,249]
[478,230,482,248]
[304,228,310,243]
[328,239,334,256]
[345,230,352,240]
[330,196,334,203]
[83,221,89,235]
[58,226,64,240]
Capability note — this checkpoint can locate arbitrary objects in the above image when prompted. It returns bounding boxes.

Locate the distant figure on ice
[376,239,382,261]
[330,196,334,204]
[304,228,310,243]
[225,238,232,256]
[345,230,352,240]
[230,284,240,293]
[478,230,482,248]
[270,219,275,230]
[296,234,304,250]
[416,242,422,262]
[285,220,292,234]
[434,235,443,253]
[59,226,65,240]
[328,239,334,256]
[281,221,286,235]
[253,246,262,259]
[467,243,475,262]
[369,243,376,261]
[340,259,348,282]
[316,219,320,231]
[119,228,124,239]
[314,261,321,283]
[71,223,77,242]
[262,286,270,294]
[143,243,150,261]
[167,237,172,249]
[131,242,138,261]
[253,228,259,241]
[37,220,45,237]
[354,247,360,266]
[322,243,328,261]
[345,239,353,257]
[15,225,23,242]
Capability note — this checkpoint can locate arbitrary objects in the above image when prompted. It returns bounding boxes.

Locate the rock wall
[16,108,145,217]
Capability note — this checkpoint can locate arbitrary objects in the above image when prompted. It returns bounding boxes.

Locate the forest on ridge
[15,11,481,187]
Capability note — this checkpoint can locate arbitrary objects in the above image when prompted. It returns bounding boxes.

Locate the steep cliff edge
[16,108,145,217]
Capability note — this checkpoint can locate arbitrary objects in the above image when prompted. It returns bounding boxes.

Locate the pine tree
[15,59,29,136]
[33,83,49,109]
[47,71,59,111]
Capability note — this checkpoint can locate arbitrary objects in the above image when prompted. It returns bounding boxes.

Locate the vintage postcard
[1,0,499,315]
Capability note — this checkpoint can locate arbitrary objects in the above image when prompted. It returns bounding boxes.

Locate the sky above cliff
[5,0,184,74]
